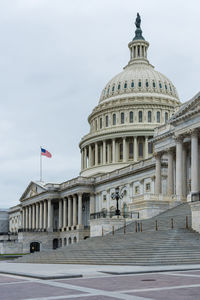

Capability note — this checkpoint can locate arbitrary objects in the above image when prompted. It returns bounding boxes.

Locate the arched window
[146,81,149,87]
[73,237,77,244]
[131,81,134,88]
[100,118,102,128]
[105,115,109,127]
[159,82,162,89]
[139,111,143,122]
[118,83,121,90]
[153,81,156,88]
[68,237,72,244]
[157,111,161,123]
[64,238,67,246]
[121,112,124,124]
[129,111,133,123]
[129,142,133,159]
[124,82,127,89]
[165,112,168,122]
[148,111,152,123]
[107,86,110,95]
[112,85,115,92]
[138,80,142,88]
[113,114,116,125]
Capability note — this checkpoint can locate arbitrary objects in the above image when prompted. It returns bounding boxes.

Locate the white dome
[99,62,179,104]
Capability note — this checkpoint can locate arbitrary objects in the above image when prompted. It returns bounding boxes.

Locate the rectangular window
[129,111,133,123]
[103,195,106,201]
[157,111,160,123]
[148,142,153,154]
[100,118,102,128]
[146,183,151,192]
[148,111,152,123]
[121,112,124,124]
[119,143,123,160]
[139,111,143,122]
[138,142,143,157]
[129,142,133,159]
[106,115,109,127]
[135,186,140,194]
[113,114,116,125]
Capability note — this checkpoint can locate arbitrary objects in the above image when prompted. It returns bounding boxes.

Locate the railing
[191,192,200,202]
[18,229,47,233]
[90,211,139,220]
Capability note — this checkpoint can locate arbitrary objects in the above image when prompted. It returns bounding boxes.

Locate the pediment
[20,181,46,201]
[170,92,200,121]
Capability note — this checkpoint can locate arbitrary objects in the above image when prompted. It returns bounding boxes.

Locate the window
[139,142,143,157]
[118,83,121,90]
[148,111,152,123]
[129,142,133,159]
[138,80,142,88]
[139,111,143,122]
[146,81,149,87]
[112,85,115,92]
[135,186,140,194]
[157,111,160,123]
[165,112,168,122]
[153,81,156,88]
[159,82,162,89]
[148,142,153,154]
[100,118,102,128]
[107,87,110,94]
[119,143,123,160]
[129,111,133,123]
[121,112,125,124]
[113,113,116,125]
[146,183,151,192]
[106,115,109,127]
[165,84,168,90]
[103,195,106,201]
[131,81,134,88]
[95,120,97,131]
[124,82,127,89]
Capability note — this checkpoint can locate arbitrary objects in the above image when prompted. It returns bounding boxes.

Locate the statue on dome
[135,13,141,29]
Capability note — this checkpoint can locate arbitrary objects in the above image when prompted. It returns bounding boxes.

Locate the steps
[15,203,200,265]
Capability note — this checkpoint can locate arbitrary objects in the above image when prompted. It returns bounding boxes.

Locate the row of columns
[155,130,199,197]
[81,136,151,170]
[21,194,84,231]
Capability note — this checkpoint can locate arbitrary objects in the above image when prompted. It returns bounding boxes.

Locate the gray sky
[0,0,199,208]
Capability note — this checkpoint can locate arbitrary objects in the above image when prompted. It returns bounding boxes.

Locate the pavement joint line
[120,283,200,293]
[0,280,30,286]
[163,272,200,278]
[0,271,82,280]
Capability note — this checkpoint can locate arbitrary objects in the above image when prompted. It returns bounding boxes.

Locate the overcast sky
[0,0,199,208]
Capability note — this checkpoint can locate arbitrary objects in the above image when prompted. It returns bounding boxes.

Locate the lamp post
[111,187,124,216]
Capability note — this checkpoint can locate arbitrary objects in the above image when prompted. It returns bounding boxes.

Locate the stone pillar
[36,203,39,230]
[88,145,92,167]
[176,137,183,197]
[81,150,84,171]
[144,136,148,159]
[90,193,95,214]
[103,140,106,164]
[47,199,52,230]
[73,195,77,226]
[100,143,103,164]
[43,200,47,229]
[22,208,25,229]
[134,136,138,162]
[25,207,29,229]
[123,137,128,162]
[155,153,161,194]
[191,130,199,193]
[28,206,32,230]
[78,193,82,226]
[182,145,187,197]
[167,150,174,196]
[84,147,87,169]
[107,143,111,163]
[95,143,98,166]
[32,204,35,230]
[63,198,67,228]
[58,199,63,229]
[68,196,72,227]
[39,202,43,229]
[112,139,116,163]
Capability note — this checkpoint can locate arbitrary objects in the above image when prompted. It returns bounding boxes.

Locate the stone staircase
[15,203,200,265]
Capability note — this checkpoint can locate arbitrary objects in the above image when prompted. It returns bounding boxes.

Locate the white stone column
[78,193,82,226]
[103,140,106,164]
[32,204,35,230]
[39,202,43,229]
[134,136,138,162]
[95,143,98,166]
[84,147,87,169]
[144,136,148,159]
[43,200,47,229]
[88,145,92,167]
[36,203,39,230]
[107,143,111,163]
[167,150,174,196]
[176,137,183,197]
[191,130,199,193]
[58,199,62,229]
[25,207,29,229]
[90,193,95,214]
[112,139,116,163]
[182,145,187,197]
[63,198,67,228]
[123,137,128,162]
[155,153,161,194]
[47,199,52,230]
[22,208,25,229]
[28,206,32,230]
[81,150,84,171]
[100,143,103,164]
[73,195,77,226]
[68,196,72,227]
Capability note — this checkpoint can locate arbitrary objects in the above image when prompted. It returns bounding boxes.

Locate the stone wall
[0,210,9,233]
[90,217,128,237]
[189,202,200,233]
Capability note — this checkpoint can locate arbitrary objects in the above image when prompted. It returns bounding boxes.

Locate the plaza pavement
[1,263,200,299]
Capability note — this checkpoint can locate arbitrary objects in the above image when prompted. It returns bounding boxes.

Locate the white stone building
[5,15,200,254]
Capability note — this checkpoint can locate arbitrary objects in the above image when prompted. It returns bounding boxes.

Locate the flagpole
[40,146,42,182]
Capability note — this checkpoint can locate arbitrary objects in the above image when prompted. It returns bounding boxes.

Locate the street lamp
[111,187,124,216]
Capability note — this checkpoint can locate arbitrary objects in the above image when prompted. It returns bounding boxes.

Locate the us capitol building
[3,15,200,253]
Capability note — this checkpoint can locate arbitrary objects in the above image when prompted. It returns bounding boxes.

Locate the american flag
[41,148,52,158]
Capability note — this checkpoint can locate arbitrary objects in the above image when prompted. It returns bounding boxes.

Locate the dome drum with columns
[79,14,180,177]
